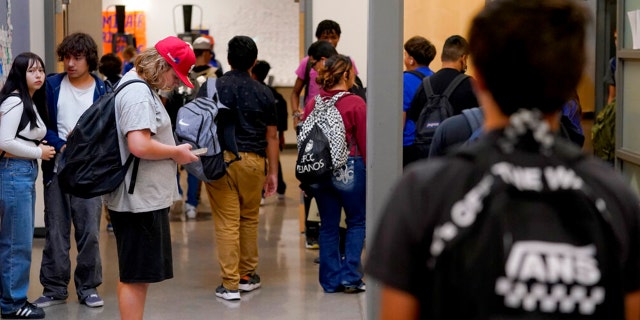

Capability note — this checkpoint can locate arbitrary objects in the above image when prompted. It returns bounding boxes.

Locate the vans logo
[495,241,605,315]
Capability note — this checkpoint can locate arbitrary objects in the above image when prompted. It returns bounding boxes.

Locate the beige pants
[204,151,266,290]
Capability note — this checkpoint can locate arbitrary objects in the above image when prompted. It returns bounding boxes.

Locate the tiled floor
[27,148,366,320]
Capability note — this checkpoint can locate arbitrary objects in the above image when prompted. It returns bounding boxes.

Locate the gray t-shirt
[104,70,180,213]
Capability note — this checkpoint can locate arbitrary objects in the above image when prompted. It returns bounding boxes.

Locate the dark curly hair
[56,32,99,72]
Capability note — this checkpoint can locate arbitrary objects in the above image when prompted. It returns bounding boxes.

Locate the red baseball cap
[155,36,196,88]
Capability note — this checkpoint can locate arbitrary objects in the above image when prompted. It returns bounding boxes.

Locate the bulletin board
[102,10,147,58]
[0,0,30,87]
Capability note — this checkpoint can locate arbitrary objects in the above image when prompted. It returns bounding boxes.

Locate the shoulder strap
[405,70,426,79]
[423,77,435,97]
[112,79,148,195]
[114,79,149,95]
[461,108,483,133]
[205,78,219,101]
[442,74,469,98]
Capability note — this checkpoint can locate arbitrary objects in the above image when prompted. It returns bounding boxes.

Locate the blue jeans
[0,159,37,313]
[310,157,366,292]
[177,170,201,207]
[40,174,102,300]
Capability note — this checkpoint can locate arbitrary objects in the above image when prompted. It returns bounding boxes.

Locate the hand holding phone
[191,148,208,156]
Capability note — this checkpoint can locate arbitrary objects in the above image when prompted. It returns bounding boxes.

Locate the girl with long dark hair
[0,52,55,319]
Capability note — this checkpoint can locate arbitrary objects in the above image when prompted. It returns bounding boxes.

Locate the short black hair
[227,35,258,72]
[98,53,122,79]
[441,35,469,62]
[307,41,338,61]
[315,20,341,38]
[56,32,100,72]
[469,0,589,114]
[404,36,436,66]
[252,60,270,83]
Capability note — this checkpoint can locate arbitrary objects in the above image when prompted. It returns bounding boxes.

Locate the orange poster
[102,11,146,58]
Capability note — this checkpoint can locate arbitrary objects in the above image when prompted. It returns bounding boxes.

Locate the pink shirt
[303,89,367,163]
[295,56,360,105]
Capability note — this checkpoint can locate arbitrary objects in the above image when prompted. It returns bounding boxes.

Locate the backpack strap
[423,77,435,98]
[461,107,483,134]
[113,79,149,195]
[0,93,39,161]
[405,70,426,79]
[203,78,242,165]
[442,74,469,98]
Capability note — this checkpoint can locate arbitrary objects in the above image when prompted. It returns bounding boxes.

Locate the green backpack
[592,99,616,162]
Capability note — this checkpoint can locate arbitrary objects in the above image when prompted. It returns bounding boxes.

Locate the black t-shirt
[216,70,277,156]
[407,68,479,121]
[265,85,288,132]
[366,131,640,318]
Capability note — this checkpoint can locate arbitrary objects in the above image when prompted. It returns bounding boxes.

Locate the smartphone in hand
[191,148,208,156]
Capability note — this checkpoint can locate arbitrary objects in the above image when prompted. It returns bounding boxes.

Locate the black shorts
[109,208,173,283]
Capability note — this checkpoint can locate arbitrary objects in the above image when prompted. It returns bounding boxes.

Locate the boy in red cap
[103,36,198,319]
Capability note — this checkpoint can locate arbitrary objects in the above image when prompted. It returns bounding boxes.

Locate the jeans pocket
[332,159,355,192]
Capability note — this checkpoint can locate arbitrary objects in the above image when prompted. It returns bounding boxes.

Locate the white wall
[312,0,368,86]
[102,0,299,86]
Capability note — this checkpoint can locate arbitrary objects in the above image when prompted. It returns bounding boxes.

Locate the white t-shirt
[0,96,46,159]
[56,75,95,139]
[104,70,180,213]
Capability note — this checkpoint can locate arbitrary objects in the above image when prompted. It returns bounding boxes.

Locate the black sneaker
[1,302,45,319]
[344,282,366,294]
[215,285,240,301]
[238,273,261,292]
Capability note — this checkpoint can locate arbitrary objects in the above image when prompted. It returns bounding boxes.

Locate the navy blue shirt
[216,70,277,156]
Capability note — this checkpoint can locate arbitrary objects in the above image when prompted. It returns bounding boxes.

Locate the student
[402,36,436,166]
[367,0,640,319]
[406,35,480,161]
[290,20,359,127]
[302,54,367,293]
[121,45,136,75]
[0,52,55,320]
[36,32,108,309]
[104,36,198,320]
[252,60,288,199]
[203,35,278,301]
[165,35,219,220]
[98,53,123,89]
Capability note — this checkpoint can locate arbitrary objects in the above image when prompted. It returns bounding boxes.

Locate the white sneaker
[185,203,197,219]
[215,285,241,301]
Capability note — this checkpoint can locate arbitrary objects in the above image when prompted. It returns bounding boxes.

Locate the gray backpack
[174,78,240,182]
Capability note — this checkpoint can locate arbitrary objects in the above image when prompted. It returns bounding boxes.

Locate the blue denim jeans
[0,159,38,313]
[177,170,202,207]
[40,174,102,300]
[310,157,366,292]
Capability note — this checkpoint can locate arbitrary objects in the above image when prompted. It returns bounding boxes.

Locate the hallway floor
[28,149,366,320]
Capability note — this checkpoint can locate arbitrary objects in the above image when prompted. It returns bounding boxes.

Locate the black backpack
[414,74,468,156]
[296,92,350,185]
[426,134,623,319]
[57,79,150,199]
